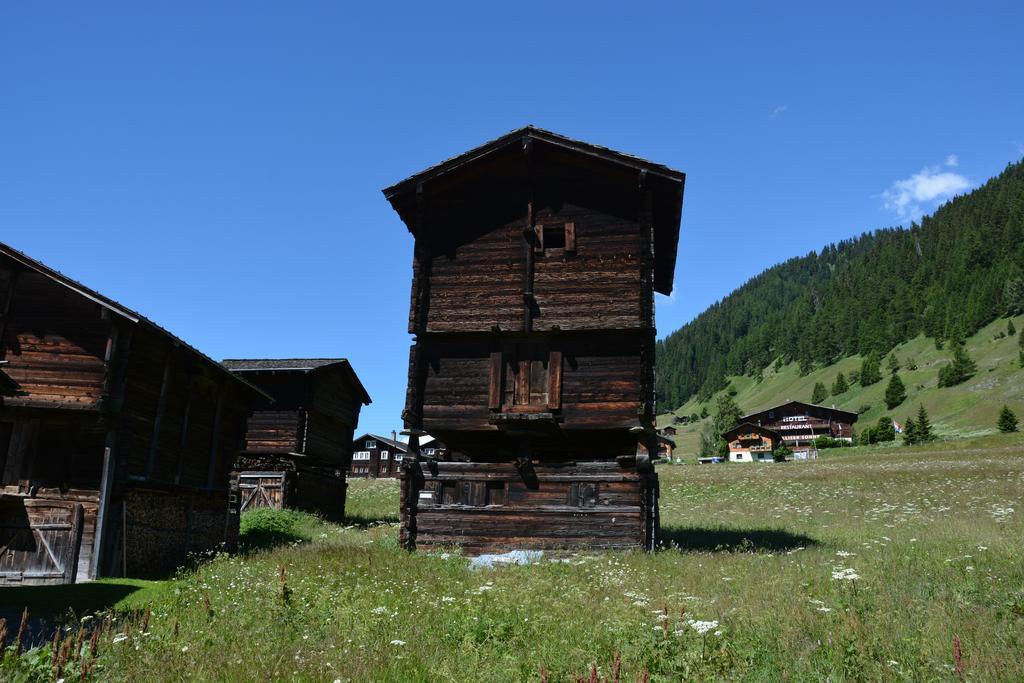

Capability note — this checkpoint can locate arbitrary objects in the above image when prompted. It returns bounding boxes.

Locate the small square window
[366,439,376,449]
[543,224,565,250]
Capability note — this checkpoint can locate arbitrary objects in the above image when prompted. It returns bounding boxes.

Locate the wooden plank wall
[532,204,642,331]
[0,267,111,410]
[118,327,250,491]
[243,410,301,453]
[404,461,656,554]
[414,333,642,456]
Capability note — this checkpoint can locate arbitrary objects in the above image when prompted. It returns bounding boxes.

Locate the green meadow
[3,433,1023,681]
[660,315,1024,457]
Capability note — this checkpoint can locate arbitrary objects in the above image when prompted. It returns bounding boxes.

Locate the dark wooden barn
[383,126,685,553]
[223,359,370,521]
[0,242,265,585]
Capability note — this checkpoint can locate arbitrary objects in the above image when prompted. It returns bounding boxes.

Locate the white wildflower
[835,550,855,557]
[390,640,406,646]
[371,606,388,615]
[831,567,860,581]
[112,634,128,644]
[688,619,719,635]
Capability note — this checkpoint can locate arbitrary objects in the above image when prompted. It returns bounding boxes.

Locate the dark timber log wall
[384,127,684,555]
[403,461,658,553]
[1,244,259,584]
[224,360,369,522]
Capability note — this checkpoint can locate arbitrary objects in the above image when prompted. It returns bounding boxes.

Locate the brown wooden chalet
[383,126,685,553]
[0,242,266,585]
[741,401,858,459]
[721,423,781,463]
[638,433,675,460]
[223,359,370,521]
[350,432,408,479]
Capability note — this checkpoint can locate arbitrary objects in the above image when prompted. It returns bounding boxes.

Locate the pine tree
[873,416,896,442]
[915,404,934,442]
[832,372,848,396]
[903,416,918,445]
[998,405,1019,433]
[938,346,978,387]
[811,381,828,404]
[1008,319,1017,336]
[887,353,901,374]
[884,373,907,409]
[700,394,745,458]
[1019,327,1024,367]
[860,354,882,387]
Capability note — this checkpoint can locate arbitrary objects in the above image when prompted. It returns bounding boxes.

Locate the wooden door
[0,498,83,585]
[238,472,287,513]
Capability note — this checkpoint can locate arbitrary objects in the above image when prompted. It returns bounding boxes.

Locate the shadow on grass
[0,581,147,646]
[343,513,399,529]
[660,526,817,553]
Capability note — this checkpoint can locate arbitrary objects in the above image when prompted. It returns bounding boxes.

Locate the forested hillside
[656,159,1024,409]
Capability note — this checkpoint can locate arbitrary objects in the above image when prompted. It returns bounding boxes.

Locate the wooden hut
[382,126,685,553]
[0,241,266,585]
[223,359,370,520]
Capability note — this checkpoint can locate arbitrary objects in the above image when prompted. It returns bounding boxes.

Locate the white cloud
[770,105,788,119]
[880,161,971,222]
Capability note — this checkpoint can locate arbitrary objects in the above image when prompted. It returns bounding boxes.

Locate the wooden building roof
[0,240,270,401]
[741,401,859,425]
[222,358,371,405]
[353,432,409,452]
[382,126,686,295]
[721,422,783,441]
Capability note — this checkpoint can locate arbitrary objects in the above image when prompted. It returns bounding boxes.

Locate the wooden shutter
[564,222,576,252]
[547,351,562,410]
[488,351,502,410]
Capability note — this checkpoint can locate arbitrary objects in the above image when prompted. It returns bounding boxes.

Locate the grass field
[659,315,1024,457]
[3,433,1023,681]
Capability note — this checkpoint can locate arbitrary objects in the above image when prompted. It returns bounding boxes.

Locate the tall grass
[2,433,1023,680]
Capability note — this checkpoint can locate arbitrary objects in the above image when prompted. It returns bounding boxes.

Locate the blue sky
[2,2,1022,435]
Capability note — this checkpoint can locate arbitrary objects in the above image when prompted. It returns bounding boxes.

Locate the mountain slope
[659,315,1024,456]
[656,159,1024,409]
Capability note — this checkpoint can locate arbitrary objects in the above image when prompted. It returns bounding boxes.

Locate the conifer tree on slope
[903,416,919,446]
[915,404,935,442]
[998,405,1019,433]
[1019,326,1024,367]
[811,381,828,404]
[885,373,907,409]
[832,372,848,396]
[860,354,882,387]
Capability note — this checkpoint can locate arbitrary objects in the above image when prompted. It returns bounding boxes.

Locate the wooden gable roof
[382,126,686,295]
[741,401,859,425]
[222,358,371,405]
[721,422,783,441]
[0,240,270,401]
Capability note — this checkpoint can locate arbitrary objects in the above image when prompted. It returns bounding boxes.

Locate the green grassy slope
[659,315,1024,456]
